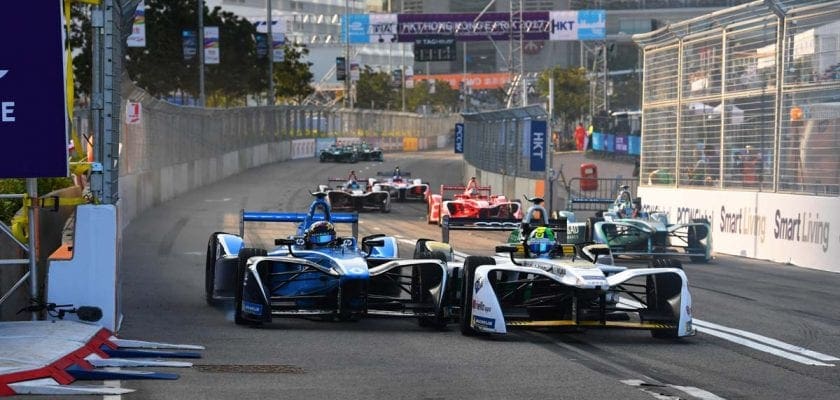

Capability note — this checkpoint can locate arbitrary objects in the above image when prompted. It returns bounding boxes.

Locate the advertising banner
[454,123,464,153]
[255,33,268,59]
[638,187,840,272]
[272,32,286,62]
[397,12,551,42]
[126,1,146,47]
[342,14,370,44]
[0,1,68,178]
[345,11,605,43]
[529,120,547,172]
[182,30,198,61]
[369,14,397,43]
[204,26,220,64]
[412,73,511,90]
[577,10,606,40]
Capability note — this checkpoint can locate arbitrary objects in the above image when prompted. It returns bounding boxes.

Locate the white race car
[457,198,695,339]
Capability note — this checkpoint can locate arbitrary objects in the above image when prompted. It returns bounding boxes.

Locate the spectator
[574,123,586,151]
[741,145,761,187]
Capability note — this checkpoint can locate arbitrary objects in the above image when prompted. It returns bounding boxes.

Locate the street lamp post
[267,0,274,105]
[198,0,205,107]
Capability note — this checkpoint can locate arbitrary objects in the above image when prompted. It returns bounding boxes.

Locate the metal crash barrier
[565,178,639,212]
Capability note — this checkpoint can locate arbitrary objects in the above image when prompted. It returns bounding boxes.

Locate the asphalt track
[45,150,840,400]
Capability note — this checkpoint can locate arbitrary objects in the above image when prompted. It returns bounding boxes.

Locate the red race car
[427,184,523,225]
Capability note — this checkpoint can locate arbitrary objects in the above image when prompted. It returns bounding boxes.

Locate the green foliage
[273,45,314,105]
[609,74,642,112]
[114,0,313,105]
[535,66,589,129]
[355,67,399,110]
[69,5,93,99]
[0,178,75,224]
[405,80,460,113]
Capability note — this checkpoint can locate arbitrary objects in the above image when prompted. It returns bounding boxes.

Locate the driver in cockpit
[465,176,479,196]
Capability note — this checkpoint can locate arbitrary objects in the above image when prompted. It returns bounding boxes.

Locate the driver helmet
[305,221,336,248]
[527,226,556,256]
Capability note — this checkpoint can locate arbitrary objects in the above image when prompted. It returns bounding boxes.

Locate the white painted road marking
[692,319,839,362]
[618,298,837,366]
[622,379,727,400]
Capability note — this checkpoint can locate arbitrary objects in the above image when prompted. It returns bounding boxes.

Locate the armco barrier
[291,139,316,160]
[639,186,839,272]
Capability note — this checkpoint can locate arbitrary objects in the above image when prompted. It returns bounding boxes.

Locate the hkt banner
[529,120,547,172]
[0,1,69,178]
[342,10,605,43]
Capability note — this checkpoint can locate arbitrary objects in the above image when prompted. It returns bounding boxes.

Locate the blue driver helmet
[305,221,336,247]
[528,226,556,256]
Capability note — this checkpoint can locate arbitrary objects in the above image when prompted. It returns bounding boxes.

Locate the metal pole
[26,178,37,320]
[198,0,205,107]
[267,0,274,105]
[602,42,608,112]
[344,0,351,109]
[548,78,555,213]
[401,44,406,112]
[463,41,467,112]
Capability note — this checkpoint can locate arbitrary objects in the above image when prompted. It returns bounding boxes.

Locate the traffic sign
[0,2,69,178]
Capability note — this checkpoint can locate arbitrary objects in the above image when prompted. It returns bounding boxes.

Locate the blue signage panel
[0,2,68,178]
[577,10,606,41]
[529,120,547,172]
[342,14,370,44]
[454,123,464,153]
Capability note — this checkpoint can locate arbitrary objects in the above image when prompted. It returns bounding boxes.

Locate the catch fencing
[461,106,549,180]
[634,0,840,196]
[118,83,460,179]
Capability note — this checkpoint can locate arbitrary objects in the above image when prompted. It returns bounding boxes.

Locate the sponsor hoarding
[0,1,69,178]
[126,1,146,47]
[204,26,220,64]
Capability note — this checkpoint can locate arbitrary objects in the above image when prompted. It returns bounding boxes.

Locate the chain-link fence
[461,106,549,180]
[634,0,840,196]
[108,82,460,177]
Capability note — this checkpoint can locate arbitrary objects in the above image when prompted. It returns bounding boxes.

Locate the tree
[69,4,93,100]
[124,0,292,105]
[405,79,460,113]
[355,67,397,110]
[609,74,642,112]
[273,45,314,105]
[535,66,589,133]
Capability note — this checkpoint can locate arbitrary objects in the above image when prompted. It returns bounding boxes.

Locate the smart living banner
[342,10,604,43]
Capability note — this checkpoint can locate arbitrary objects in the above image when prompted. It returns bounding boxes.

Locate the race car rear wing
[239,210,359,240]
[441,215,567,244]
[438,184,492,198]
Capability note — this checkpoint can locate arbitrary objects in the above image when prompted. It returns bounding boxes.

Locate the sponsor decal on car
[472,299,491,313]
[474,315,495,330]
[474,276,484,293]
[242,301,263,315]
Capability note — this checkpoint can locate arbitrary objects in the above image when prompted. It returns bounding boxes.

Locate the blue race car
[205,192,450,327]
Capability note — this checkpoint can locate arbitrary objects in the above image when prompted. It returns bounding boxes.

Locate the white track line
[692,319,839,362]
[622,380,727,400]
[696,326,834,366]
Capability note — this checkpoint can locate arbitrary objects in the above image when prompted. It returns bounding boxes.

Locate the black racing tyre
[204,233,224,307]
[412,249,449,328]
[646,272,682,339]
[688,218,711,263]
[234,247,267,326]
[460,256,495,336]
[585,217,604,242]
[319,153,326,162]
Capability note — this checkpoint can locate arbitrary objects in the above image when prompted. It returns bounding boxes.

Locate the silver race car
[566,185,712,263]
